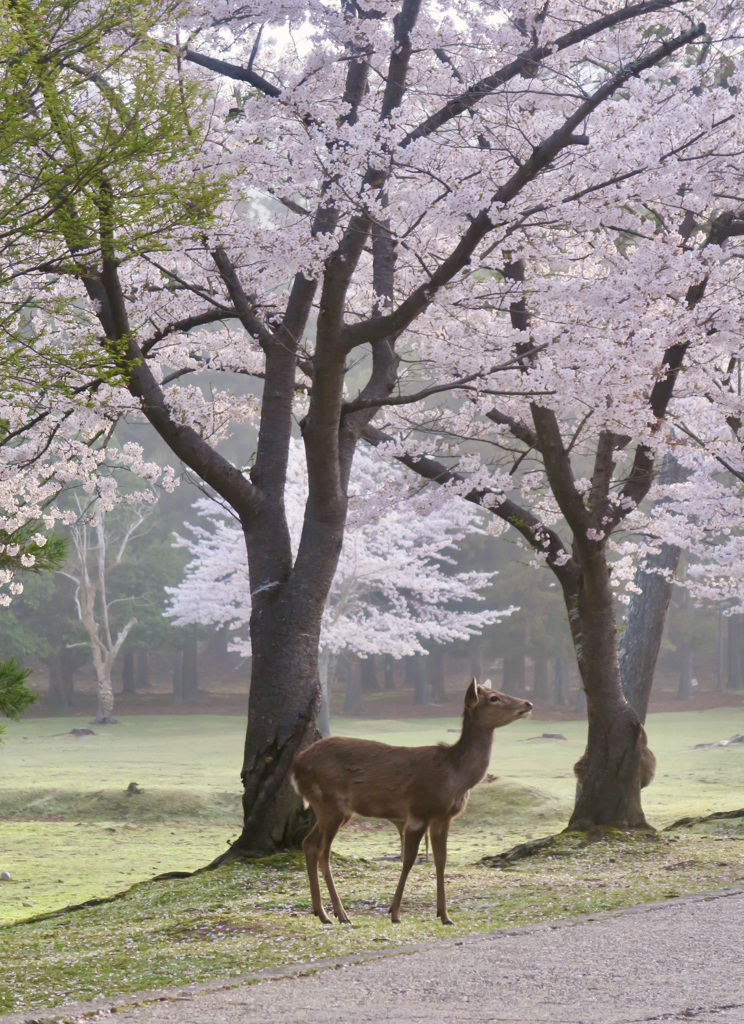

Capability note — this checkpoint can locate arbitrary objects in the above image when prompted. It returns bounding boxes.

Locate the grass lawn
[0,709,742,1014]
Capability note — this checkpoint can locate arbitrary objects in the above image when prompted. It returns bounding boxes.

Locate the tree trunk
[121,648,135,696]
[60,647,75,708]
[172,649,184,706]
[619,455,685,721]
[317,648,334,736]
[135,650,150,690]
[553,655,569,705]
[48,648,75,710]
[469,640,483,683]
[728,614,744,690]
[342,652,362,715]
[383,654,395,691]
[360,655,379,694]
[676,589,694,700]
[430,648,447,703]
[407,656,431,705]
[182,632,199,701]
[619,542,681,722]
[503,620,526,695]
[533,656,549,700]
[229,592,322,858]
[93,658,117,724]
[47,656,62,709]
[503,651,526,696]
[567,550,649,831]
[716,610,725,693]
[574,683,587,715]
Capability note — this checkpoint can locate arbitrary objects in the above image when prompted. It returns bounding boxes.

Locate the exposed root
[480,825,658,868]
[664,808,744,831]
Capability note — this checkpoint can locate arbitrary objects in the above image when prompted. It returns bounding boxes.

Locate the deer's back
[292,736,466,823]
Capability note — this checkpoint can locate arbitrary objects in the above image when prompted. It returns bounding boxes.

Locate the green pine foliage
[0,657,36,740]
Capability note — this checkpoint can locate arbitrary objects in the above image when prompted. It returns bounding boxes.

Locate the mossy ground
[0,709,742,1014]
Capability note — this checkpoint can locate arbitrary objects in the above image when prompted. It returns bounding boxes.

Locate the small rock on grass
[0,870,10,881]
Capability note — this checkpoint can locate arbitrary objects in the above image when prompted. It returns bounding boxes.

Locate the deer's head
[464,678,532,728]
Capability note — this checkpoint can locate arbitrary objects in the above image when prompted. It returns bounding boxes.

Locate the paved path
[5,888,744,1024]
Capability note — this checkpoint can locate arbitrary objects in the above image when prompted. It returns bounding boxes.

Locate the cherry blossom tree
[166,441,513,730]
[3,0,743,850]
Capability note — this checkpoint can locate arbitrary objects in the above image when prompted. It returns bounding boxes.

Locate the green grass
[0,709,742,1014]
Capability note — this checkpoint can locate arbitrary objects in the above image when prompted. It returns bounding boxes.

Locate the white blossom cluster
[166,442,515,656]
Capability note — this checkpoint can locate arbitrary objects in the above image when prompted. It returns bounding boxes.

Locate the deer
[291,679,533,926]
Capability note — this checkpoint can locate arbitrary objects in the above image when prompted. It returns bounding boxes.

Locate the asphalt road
[5,887,744,1024]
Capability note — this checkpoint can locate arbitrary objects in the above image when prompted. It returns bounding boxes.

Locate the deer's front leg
[430,819,453,925]
[390,819,426,923]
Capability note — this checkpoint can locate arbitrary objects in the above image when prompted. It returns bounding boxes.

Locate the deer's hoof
[437,911,454,925]
[314,910,332,925]
[336,912,352,924]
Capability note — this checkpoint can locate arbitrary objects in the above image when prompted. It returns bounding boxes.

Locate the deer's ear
[465,678,479,709]
[482,678,492,690]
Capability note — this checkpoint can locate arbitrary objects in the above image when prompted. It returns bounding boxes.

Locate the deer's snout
[519,701,533,717]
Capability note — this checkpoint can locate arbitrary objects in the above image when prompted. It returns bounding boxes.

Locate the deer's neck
[448,714,495,792]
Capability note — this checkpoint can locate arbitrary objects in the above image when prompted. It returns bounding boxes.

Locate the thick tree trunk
[574,683,587,715]
[567,550,649,831]
[229,593,322,858]
[383,654,395,691]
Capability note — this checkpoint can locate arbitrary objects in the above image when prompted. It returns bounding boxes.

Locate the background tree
[60,498,152,723]
[166,442,513,732]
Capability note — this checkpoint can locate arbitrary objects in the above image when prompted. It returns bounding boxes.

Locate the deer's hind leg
[318,809,352,924]
[390,818,426,923]
[302,821,331,924]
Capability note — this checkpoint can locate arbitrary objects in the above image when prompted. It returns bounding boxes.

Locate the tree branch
[400,0,694,149]
[361,423,578,585]
[342,22,706,352]
[176,46,281,97]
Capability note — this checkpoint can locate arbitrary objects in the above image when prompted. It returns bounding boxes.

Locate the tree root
[663,808,744,831]
[480,825,658,868]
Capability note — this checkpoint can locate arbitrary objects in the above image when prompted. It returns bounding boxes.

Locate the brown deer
[291,679,532,925]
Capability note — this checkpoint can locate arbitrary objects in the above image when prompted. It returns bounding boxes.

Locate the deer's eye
[489,695,501,703]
